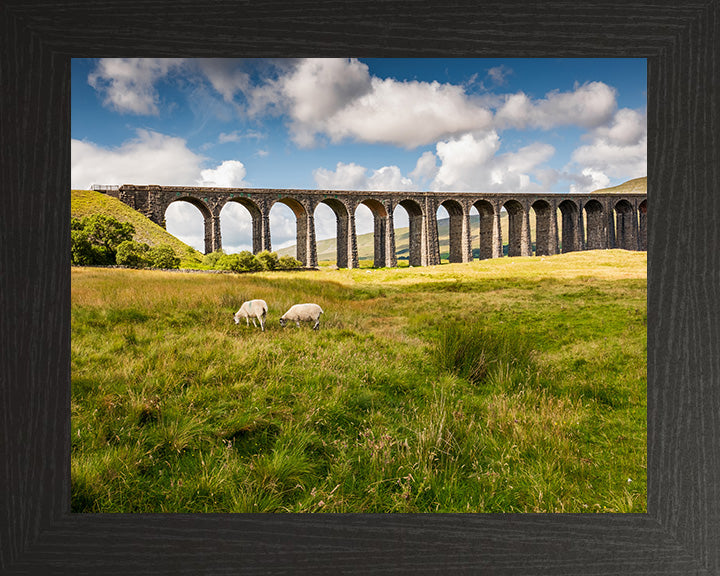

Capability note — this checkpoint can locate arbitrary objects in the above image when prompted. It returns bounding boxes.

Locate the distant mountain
[71,189,203,260]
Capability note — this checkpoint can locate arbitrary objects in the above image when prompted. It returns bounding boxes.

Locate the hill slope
[592,176,646,194]
[72,189,203,260]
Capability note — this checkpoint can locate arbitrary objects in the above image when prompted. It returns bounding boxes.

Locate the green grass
[71,249,646,513]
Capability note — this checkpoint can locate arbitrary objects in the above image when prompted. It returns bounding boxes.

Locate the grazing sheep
[279,303,324,330]
[234,299,268,331]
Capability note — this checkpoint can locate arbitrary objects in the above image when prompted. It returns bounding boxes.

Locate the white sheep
[279,303,324,330]
[233,299,268,331]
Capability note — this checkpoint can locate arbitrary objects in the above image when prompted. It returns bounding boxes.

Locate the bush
[71,215,135,265]
[236,251,262,271]
[201,250,225,268]
[256,250,279,271]
[215,251,263,273]
[116,240,151,268]
[277,255,303,269]
[148,245,180,269]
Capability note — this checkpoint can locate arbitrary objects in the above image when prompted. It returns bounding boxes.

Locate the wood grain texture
[1,0,718,573]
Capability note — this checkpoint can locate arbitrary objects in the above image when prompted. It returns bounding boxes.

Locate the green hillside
[592,176,647,194]
[71,189,203,262]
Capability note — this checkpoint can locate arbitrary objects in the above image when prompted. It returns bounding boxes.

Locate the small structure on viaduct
[108,185,647,268]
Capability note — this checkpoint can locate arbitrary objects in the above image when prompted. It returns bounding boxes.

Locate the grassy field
[71,250,646,513]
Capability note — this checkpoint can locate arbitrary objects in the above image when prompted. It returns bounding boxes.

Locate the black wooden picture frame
[1,1,718,574]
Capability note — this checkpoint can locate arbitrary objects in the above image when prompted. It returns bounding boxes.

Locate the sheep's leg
[246,317,250,327]
[313,320,320,330]
[260,316,265,332]
[252,318,257,328]
[295,321,300,328]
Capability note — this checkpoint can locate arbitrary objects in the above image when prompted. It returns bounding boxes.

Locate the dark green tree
[70,228,97,265]
[70,215,135,265]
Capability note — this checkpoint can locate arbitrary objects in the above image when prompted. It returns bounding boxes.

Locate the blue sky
[71,58,647,252]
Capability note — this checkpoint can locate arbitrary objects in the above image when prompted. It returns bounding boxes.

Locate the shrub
[202,250,225,268]
[236,251,262,272]
[256,250,279,271]
[116,240,151,268]
[148,245,181,269]
[215,251,262,273]
[277,255,303,269]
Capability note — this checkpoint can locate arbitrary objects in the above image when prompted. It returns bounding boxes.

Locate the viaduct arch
[109,185,647,268]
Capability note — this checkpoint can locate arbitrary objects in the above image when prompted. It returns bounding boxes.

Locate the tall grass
[72,250,646,513]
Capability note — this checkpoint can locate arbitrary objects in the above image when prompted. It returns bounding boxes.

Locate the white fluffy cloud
[313,131,558,196]
[246,58,494,148]
[322,77,494,148]
[495,81,617,130]
[88,58,185,115]
[87,59,632,168]
[71,129,251,190]
[193,59,250,103]
[592,108,646,146]
[313,162,370,190]
[313,162,417,192]
[409,151,439,186]
[569,107,647,187]
[199,160,249,187]
[430,132,555,192]
[71,129,206,188]
[568,169,612,193]
[246,61,624,150]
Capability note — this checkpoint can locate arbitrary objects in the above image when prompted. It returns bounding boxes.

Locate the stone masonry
[109,185,648,268]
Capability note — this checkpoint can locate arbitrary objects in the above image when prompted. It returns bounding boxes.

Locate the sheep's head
[279,317,287,327]
[233,313,240,324]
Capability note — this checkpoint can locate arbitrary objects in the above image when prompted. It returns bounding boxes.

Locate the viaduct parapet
[108,185,647,268]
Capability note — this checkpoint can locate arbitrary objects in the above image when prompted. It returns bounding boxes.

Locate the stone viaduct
[108,185,647,268]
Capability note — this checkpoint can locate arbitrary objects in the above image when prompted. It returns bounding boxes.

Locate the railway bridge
[108,185,647,268]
